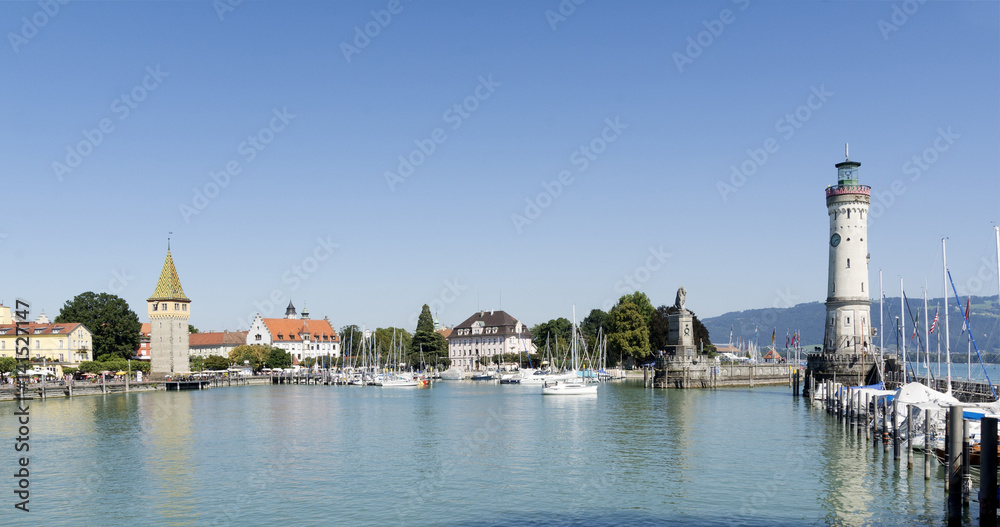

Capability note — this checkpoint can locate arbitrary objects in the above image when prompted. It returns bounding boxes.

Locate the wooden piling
[963,419,971,506]
[924,408,931,480]
[981,416,998,527]
[907,404,913,470]
[893,397,900,460]
[948,406,963,520]
[882,396,889,452]
[808,373,815,404]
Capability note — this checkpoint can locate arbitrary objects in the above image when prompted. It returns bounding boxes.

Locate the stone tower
[822,148,872,354]
[148,248,190,377]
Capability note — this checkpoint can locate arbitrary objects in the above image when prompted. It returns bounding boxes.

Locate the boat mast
[924,286,930,388]
[879,270,884,362]
[900,277,906,382]
[943,238,952,395]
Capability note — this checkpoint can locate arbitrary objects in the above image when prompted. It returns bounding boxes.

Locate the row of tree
[337,304,450,369]
[529,292,714,366]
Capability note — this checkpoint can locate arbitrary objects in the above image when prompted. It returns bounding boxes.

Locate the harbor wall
[652,357,792,388]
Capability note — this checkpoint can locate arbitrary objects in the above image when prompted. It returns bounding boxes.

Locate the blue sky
[2,0,998,336]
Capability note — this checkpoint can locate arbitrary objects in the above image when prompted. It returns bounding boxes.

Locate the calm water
[1,381,978,526]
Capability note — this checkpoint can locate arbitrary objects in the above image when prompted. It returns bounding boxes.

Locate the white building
[447,310,536,371]
[823,150,873,354]
[246,302,339,362]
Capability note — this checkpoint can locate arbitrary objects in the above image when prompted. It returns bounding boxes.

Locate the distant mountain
[702,296,1000,354]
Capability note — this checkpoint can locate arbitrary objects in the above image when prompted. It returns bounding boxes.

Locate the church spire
[147,249,189,301]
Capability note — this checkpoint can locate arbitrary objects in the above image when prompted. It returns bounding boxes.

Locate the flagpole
[943,237,952,395]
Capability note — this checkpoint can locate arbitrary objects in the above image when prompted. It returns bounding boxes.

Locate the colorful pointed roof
[147,250,189,302]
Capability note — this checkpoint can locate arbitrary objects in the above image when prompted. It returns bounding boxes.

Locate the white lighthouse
[822,146,872,355]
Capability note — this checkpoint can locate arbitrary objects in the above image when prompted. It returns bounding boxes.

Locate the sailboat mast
[943,238,952,394]
[924,287,930,387]
[900,277,906,381]
[879,270,884,360]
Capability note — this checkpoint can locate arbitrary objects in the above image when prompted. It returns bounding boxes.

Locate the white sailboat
[542,307,598,396]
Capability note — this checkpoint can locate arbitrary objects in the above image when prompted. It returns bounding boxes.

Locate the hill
[702,296,1000,355]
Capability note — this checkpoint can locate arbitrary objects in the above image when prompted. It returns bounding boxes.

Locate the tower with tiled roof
[147,247,190,377]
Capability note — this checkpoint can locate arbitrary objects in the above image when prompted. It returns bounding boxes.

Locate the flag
[929,309,939,334]
[771,329,775,346]
[911,310,919,340]
[965,297,971,321]
[785,331,790,348]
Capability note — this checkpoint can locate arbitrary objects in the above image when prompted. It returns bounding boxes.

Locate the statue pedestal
[666,310,695,357]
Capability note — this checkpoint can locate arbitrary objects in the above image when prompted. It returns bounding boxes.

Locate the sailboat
[542,307,598,395]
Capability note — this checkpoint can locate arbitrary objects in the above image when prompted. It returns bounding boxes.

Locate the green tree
[55,292,140,360]
[410,305,449,369]
[0,357,16,379]
[266,347,291,370]
[204,355,230,370]
[607,301,651,364]
[190,356,205,372]
[649,305,671,352]
[580,309,609,353]
[189,325,199,334]
[614,292,655,328]
[79,361,102,374]
[372,327,412,367]
[690,312,714,354]
[339,325,363,357]
[531,318,572,354]
[229,344,270,372]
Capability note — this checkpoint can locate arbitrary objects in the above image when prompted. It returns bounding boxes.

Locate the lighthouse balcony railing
[826,185,871,198]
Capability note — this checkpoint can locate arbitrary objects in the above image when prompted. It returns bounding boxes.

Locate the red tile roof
[190,330,248,347]
[261,319,339,342]
[0,322,84,335]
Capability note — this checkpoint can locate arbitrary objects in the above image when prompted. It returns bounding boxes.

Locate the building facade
[0,305,93,372]
[148,249,191,377]
[189,330,248,358]
[246,302,339,362]
[822,151,872,354]
[447,310,535,371]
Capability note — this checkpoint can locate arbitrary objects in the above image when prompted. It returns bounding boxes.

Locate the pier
[651,356,791,388]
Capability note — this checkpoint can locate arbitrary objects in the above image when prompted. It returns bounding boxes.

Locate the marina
[0,380,982,526]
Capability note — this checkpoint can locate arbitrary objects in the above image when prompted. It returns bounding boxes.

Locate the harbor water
[2,381,977,526]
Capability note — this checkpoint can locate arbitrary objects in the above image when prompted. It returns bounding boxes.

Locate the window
[152,303,158,311]
[861,282,864,292]
[255,334,261,341]
[58,340,63,349]
[846,258,850,269]
[175,303,179,310]
[182,304,187,311]
[162,303,167,311]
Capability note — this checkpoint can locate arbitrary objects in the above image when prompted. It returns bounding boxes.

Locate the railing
[825,185,871,198]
